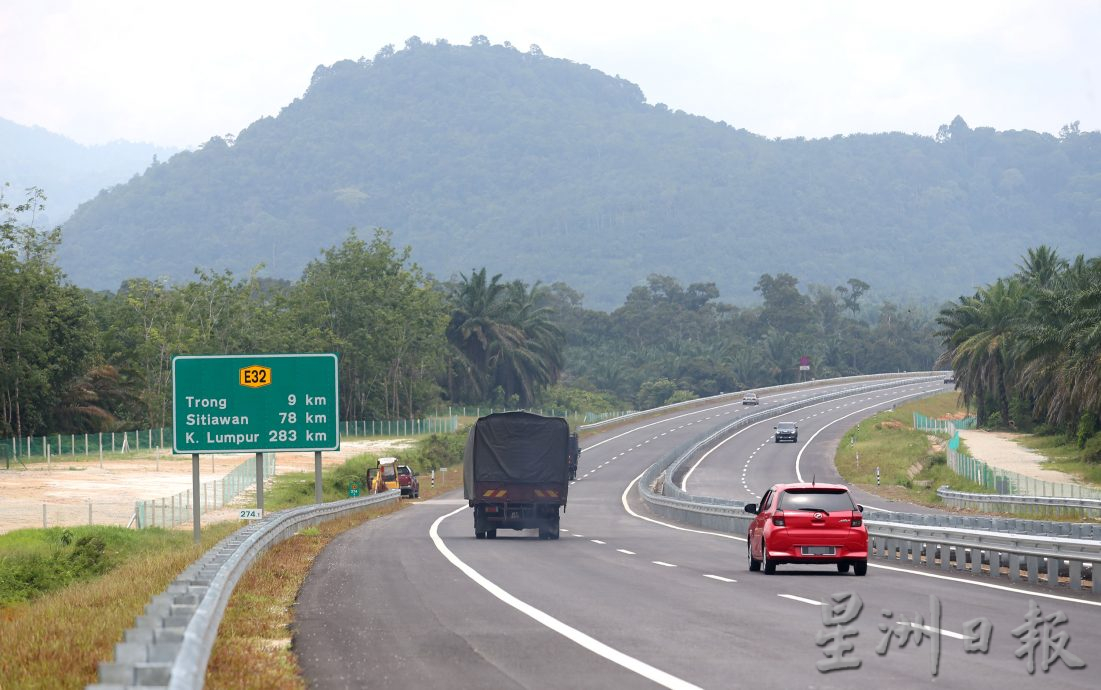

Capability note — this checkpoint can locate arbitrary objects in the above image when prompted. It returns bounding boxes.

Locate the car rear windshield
[778,489,855,511]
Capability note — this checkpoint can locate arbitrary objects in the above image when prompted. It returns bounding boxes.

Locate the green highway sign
[173,354,340,453]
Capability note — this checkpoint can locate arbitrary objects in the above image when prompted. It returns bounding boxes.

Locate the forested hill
[58,38,1101,309]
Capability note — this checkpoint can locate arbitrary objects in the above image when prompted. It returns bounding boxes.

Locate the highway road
[295,377,1100,689]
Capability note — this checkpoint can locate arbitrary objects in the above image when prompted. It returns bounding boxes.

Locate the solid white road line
[778,594,967,638]
[778,594,821,606]
[430,507,703,690]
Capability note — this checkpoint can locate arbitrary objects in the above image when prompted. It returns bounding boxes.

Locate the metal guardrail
[867,521,1098,591]
[577,371,948,433]
[937,487,1101,520]
[632,374,1098,595]
[88,490,400,690]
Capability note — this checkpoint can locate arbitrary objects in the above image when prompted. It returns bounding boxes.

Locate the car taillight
[851,513,862,528]
[772,511,785,527]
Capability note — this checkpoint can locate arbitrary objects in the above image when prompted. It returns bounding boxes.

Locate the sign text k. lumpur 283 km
[172,353,340,453]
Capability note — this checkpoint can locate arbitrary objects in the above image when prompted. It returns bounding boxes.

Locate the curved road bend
[296,378,1100,689]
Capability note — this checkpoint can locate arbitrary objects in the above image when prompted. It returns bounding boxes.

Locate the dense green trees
[3,187,946,440]
[559,273,940,409]
[1,187,96,436]
[936,246,1101,455]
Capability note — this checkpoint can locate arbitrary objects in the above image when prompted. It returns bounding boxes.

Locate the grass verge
[834,392,992,509]
[1014,434,1101,487]
[0,522,238,689]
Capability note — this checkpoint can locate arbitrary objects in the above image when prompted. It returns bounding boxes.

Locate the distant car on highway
[745,483,868,575]
[943,373,956,384]
[742,392,759,405]
[773,422,798,443]
[397,464,420,498]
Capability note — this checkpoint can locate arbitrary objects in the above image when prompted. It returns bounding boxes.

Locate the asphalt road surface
[295,377,1100,689]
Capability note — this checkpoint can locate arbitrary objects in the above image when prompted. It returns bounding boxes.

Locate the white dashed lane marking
[617,549,636,555]
[703,574,736,583]
[652,561,678,568]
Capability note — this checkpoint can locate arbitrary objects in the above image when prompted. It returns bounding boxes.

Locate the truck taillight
[772,512,785,527]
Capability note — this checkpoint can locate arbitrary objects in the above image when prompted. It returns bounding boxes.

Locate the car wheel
[763,540,776,575]
[475,531,486,539]
[748,540,761,572]
[487,529,497,539]
[836,562,850,573]
[853,560,868,576]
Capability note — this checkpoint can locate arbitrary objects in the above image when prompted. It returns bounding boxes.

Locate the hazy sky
[2,0,1098,148]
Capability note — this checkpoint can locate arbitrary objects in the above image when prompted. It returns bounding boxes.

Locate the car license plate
[801,546,836,556]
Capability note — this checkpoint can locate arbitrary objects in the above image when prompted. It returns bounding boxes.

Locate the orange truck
[463,412,570,540]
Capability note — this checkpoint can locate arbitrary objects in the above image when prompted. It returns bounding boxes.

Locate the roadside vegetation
[0,430,468,688]
[0,522,238,689]
[834,392,992,508]
[936,246,1101,464]
[1015,435,1101,487]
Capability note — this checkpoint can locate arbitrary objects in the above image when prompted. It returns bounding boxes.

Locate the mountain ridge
[55,40,1101,309]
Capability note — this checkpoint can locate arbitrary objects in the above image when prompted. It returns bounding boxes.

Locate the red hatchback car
[745,483,868,575]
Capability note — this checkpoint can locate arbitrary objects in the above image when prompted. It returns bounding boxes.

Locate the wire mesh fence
[340,416,459,437]
[0,498,140,532]
[441,407,633,424]
[946,446,1101,500]
[0,408,633,467]
[1,428,173,466]
[913,412,976,433]
[134,454,275,529]
[915,411,1101,501]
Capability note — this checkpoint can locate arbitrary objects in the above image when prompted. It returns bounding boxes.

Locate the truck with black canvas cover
[464,411,569,540]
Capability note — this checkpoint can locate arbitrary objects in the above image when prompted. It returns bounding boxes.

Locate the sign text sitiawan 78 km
[172,354,339,453]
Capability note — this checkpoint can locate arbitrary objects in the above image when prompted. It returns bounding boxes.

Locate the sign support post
[314,451,323,503]
[255,451,264,514]
[192,453,200,544]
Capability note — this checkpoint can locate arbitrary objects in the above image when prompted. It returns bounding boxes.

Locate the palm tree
[445,270,565,407]
[1016,245,1068,289]
[936,279,1026,425]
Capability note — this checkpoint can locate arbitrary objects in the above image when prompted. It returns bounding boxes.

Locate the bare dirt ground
[956,430,1078,484]
[0,439,414,533]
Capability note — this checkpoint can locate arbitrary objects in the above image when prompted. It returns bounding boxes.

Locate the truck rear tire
[487,529,497,539]
[475,531,486,539]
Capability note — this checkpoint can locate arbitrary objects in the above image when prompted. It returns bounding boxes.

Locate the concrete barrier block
[113,642,148,664]
[98,661,134,685]
[133,662,172,685]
